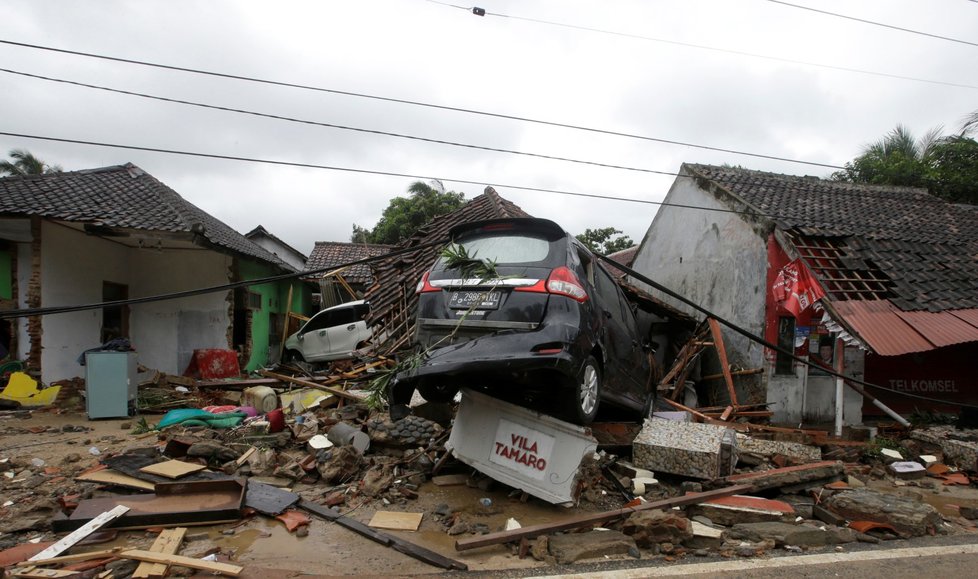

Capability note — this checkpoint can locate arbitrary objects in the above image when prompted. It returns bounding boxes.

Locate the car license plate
[448,290,501,310]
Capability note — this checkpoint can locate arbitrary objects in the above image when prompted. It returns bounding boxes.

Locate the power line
[0,68,698,177]
[0,38,957,173]
[1,130,874,228]
[766,0,978,48]
[422,4,978,90]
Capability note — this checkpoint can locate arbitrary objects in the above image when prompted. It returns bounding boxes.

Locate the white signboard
[489,418,556,480]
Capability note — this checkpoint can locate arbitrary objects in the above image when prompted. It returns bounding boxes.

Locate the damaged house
[628,163,978,425]
[305,241,393,309]
[0,163,310,381]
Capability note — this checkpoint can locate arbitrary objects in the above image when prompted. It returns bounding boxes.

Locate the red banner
[772,259,825,317]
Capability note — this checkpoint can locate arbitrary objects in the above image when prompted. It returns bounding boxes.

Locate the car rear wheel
[569,356,601,425]
[283,349,304,363]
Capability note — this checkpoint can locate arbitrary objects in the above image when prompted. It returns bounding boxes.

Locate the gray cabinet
[85,351,137,419]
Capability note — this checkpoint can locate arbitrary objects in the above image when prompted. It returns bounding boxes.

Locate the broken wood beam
[700,367,765,382]
[661,398,712,421]
[718,461,844,492]
[27,549,121,566]
[707,317,738,406]
[132,527,187,579]
[298,500,467,571]
[118,550,242,577]
[454,484,754,551]
[257,371,362,402]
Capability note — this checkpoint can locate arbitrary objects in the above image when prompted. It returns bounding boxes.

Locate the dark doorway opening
[102,281,129,343]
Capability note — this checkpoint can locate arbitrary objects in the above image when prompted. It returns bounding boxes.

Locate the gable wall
[628,175,769,403]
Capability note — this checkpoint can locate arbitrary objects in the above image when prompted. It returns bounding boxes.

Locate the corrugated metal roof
[832,300,978,356]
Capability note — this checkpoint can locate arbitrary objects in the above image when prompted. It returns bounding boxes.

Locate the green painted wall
[0,249,11,300]
[238,259,312,372]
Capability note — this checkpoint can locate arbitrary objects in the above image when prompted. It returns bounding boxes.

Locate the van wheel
[569,356,601,425]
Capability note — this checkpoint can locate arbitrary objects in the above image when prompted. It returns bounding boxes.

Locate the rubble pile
[1,358,978,577]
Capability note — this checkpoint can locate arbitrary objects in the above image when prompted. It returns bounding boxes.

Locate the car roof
[319,299,367,313]
[448,217,566,241]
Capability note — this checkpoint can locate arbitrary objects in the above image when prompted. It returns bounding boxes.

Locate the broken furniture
[52,479,246,532]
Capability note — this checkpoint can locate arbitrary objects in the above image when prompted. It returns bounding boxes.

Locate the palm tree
[0,149,62,177]
[962,110,978,137]
[864,124,943,161]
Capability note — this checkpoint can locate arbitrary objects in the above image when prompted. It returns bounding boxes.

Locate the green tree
[576,227,634,255]
[352,180,465,244]
[833,124,978,205]
[0,149,62,177]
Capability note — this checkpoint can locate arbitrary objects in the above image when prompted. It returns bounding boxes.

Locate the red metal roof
[831,300,978,356]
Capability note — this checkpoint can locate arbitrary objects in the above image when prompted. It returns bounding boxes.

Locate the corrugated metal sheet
[831,300,978,356]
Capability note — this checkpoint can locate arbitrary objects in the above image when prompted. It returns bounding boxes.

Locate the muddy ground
[3,410,978,577]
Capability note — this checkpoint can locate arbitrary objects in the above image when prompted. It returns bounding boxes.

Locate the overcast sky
[2,0,976,256]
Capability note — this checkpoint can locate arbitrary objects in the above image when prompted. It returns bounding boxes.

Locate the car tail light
[415,271,439,294]
[515,266,588,303]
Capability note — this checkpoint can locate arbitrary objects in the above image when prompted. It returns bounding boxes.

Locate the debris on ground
[2,347,978,577]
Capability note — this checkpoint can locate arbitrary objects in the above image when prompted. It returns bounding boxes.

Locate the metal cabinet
[85,351,137,419]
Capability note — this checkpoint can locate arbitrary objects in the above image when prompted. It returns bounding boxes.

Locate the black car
[391,217,655,424]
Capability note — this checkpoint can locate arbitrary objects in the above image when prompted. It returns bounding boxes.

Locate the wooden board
[431,474,469,486]
[10,566,79,578]
[368,511,423,531]
[29,505,130,561]
[139,460,206,480]
[132,527,186,579]
[75,469,156,491]
[119,550,242,577]
[29,549,120,565]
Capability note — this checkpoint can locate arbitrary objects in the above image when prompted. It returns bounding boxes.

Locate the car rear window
[434,234,555,271]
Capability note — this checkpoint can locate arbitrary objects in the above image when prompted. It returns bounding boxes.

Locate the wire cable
[0,239,447,320]
[766,0,978,49]
[422,3,978,91]
[0,130,950,219]
[0,37,963,171]
[596,253,978,409]
[0,68,721,176]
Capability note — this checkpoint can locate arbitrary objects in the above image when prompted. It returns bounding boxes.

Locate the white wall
[129,249,231,375]
[36,222,233,382]
[41,221,129,381]
[250,236,305,272]
[628,172,769,375]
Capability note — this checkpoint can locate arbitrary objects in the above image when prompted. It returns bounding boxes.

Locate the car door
[298,310,337,362]
[592,264,644,400]
[322,304,360,359]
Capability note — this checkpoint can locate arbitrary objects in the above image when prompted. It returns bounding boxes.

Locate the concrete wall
[36,222,232,381]
[628,172,769,402]
[129,248,231,376]
[40,221,130,381]
[249,236,306,272]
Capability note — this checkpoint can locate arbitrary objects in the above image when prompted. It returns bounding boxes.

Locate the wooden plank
[132,527,187,579]
[138,460,206,480]
[278,284,294,360]
[431,474,469,486]
[719,406,734,421]
[28,549,120,566]
[10,567,79,578]
[29,505,130,561]
[75,470,155,491]
[708,317,738,406]
[661,398,712,421]
[257,370,362,402]
[454,484,755,551]
[368,511,423,531]
[298,500,467,571]
[118,550,242,577]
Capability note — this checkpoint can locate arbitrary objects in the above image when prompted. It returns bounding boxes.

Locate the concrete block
[888,461,926,479]
[737,436,822,463]
[632,418,738,480]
